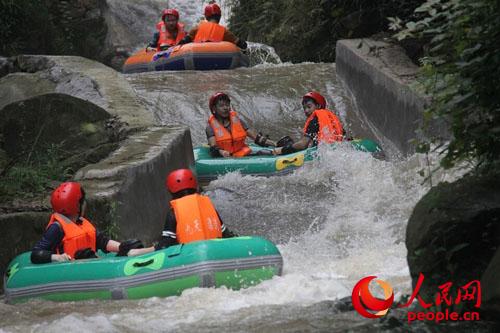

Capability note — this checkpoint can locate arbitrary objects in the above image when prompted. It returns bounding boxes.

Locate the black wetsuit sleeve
[209,146,222,157]
[280,117,319,155]
[281,144,297,155]
[217,210,237,238]
[31,223,64,264]
[207,125,223,157]
[304,116,319,146]
[206,124,215,140]
[239,117,250,131]
[95,230,111,253]
[149,32,159,48]
[155,209,178,249]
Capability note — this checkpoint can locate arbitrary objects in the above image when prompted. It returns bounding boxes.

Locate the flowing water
[0,2,491,332]
[0,61,466,332]
[105,0,233,56]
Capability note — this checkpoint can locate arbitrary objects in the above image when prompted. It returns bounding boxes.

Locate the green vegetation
[0,0,106,58]
[0,143,71,203]
[392,0,500,170]
[230,0,499,172]
[228,0,425,63]
[103,201,120,240]
[0,0,50,56]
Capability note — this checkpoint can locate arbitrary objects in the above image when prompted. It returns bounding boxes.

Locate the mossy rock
[0,211,50,291]
[0,93,111,159]
[0,93,119,205]
[406,169,500,310]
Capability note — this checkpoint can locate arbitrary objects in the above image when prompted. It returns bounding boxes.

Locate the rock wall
[336,39,436,157]
[0,125,194,291]
[482,248,500,316]
[0,55,194,291]
[0,212,50,290]
[0,55,153,128]
[76,126,195,244]
[336,38,499,318]
[406,170,500,316]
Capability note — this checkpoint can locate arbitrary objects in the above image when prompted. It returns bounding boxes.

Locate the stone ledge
[0,126,194,291]
[75,125,195,243]
[0,55,153,130]
[336,39,434,156]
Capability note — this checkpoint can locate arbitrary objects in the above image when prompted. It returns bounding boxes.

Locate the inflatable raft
[195,139,382,183]
[3,237,282,303]
[123,41,249,73]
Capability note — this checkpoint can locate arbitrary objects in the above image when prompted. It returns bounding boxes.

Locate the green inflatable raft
[195,139,382,182]
[3,237,282,304]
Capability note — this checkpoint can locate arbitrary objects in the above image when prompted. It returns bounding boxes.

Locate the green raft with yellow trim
[3,237,282,304]
[194,139,382,183]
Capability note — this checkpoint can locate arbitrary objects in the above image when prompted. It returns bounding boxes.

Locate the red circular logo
[352,276,394,318]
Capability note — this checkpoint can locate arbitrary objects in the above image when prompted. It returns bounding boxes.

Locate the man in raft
[178,2,248,50]
[31,182,147,263]
[273,91,345,155]
[207,92,277,157]
[139,169,238,253]
[147,8,186,51]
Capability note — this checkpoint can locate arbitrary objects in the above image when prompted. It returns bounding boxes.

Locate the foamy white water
[1,144,460,332]
[0,2,468,330]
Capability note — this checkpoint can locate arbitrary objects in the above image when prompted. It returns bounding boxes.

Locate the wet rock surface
[0,55,153,128]
[0,55,193,292]
[406,169,500,317]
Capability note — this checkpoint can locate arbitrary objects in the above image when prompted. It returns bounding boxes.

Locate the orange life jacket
[208,111,251,157]
[303,109,344,143]
[156,21,186,50]
[46,213,96,258]
[170,193,222,244]
[193,21,225,43]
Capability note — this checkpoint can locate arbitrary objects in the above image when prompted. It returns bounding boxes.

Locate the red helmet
[209,92,230,113]
[204,3,221,19]
[162,8,179,21]
[303,91,326,109]
[51,182,84,216]
[166,169,197,193]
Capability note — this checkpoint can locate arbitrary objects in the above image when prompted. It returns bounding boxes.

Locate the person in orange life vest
[178,3,247,50]
[147,8,186,51]
[206,92,277,158]
[138,169,237,253]
[31,182,147,264]
[273,91,344,155]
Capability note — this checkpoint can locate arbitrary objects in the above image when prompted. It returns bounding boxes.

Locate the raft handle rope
[281,158,298,164]
[133,259,155,267]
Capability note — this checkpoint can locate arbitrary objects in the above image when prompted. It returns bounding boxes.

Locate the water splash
[245,42,282,66]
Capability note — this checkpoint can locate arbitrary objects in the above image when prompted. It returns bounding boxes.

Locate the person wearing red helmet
[138,169,237,254]
[147,8,186,51]
[178,2,247,49]
[206,92,277,157]
[273,92,345,155]
[31,182,147,264]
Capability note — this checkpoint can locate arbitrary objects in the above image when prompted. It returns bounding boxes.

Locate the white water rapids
[0,60,462,331]
[0,1,473,332]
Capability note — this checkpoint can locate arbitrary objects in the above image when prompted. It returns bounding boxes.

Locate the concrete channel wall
[0,55,195,290]
[336,39,431,156]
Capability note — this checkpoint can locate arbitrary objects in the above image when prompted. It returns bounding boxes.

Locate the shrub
[392,0,500,170]
[0,0,53,56]
[228,0,425,63]
[0,143,70,203]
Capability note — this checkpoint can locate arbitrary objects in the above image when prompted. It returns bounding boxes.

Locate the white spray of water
[0,142,465,333]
